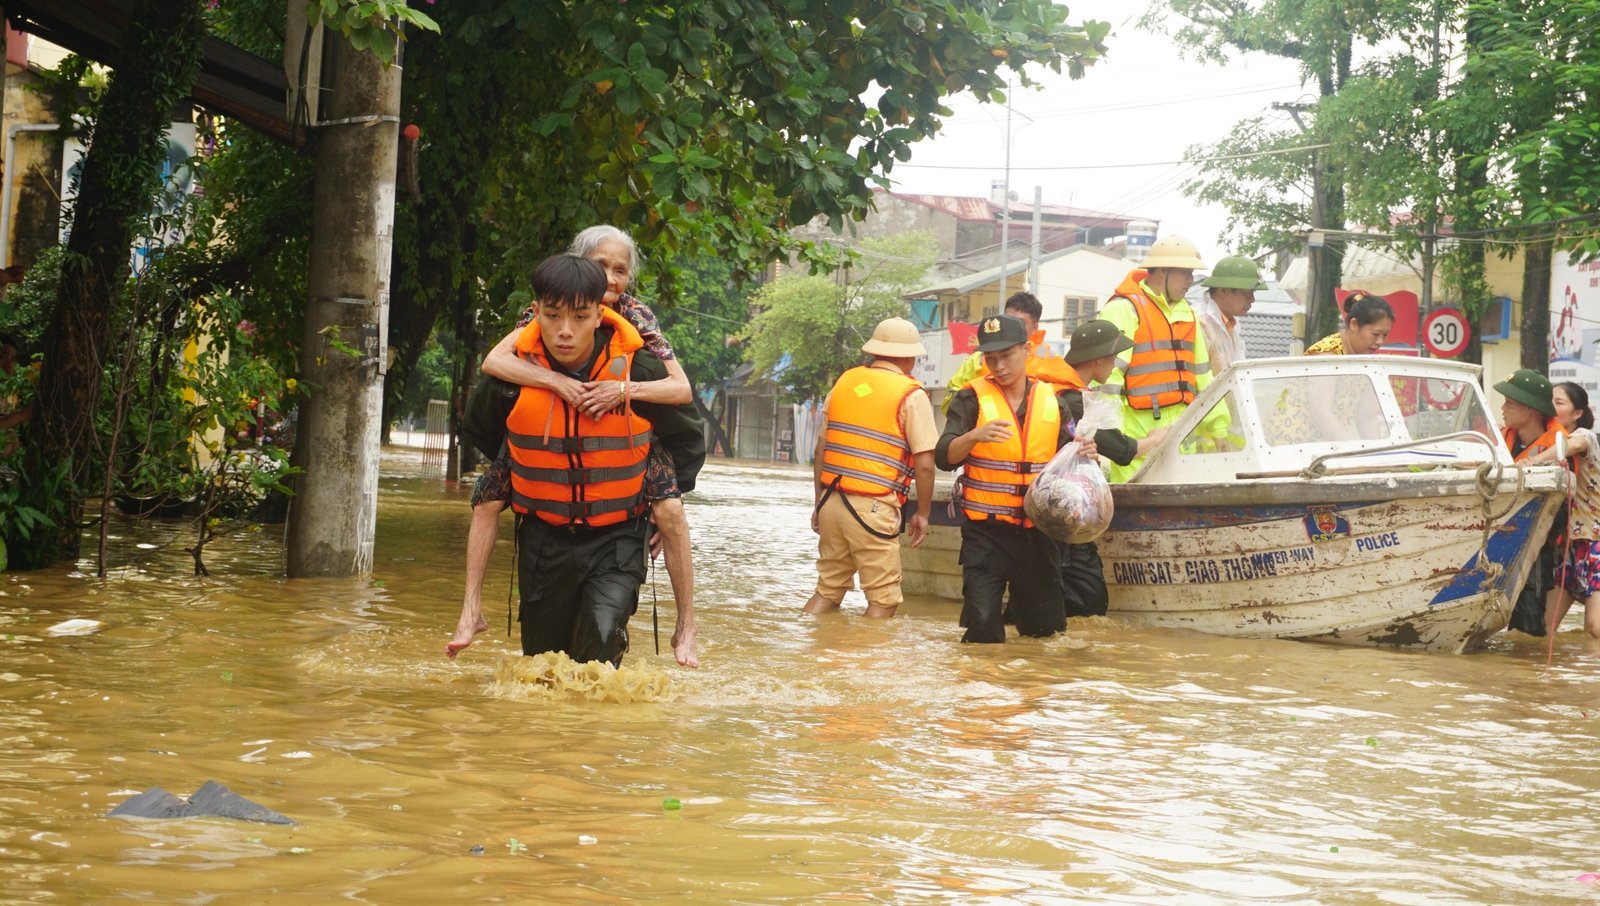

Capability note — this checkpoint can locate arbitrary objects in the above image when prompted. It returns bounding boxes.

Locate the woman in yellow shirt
[1306,292,1395,355]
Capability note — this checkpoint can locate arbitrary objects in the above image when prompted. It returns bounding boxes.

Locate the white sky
[889,0,1315,267]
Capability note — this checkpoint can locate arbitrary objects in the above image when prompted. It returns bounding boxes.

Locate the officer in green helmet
[1193,255,1267,377]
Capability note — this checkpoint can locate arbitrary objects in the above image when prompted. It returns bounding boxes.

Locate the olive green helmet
[1200,255,1267,291]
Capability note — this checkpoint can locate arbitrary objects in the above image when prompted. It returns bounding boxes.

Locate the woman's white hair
[568,225,639,276]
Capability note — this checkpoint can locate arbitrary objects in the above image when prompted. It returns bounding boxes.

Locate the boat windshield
[1137,357,1501,482]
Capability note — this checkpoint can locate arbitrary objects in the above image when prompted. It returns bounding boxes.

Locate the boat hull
[901,468,1567,653]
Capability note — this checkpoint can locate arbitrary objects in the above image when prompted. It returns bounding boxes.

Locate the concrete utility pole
[1276,100,1336,340]
[1028,185,1043,294]
[285,32,402,577]
[998,95,1013,305]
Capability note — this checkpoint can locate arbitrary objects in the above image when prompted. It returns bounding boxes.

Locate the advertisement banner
[1549,255,1600,394]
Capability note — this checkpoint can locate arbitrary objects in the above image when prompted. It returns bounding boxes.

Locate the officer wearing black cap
[935,314,1078,643]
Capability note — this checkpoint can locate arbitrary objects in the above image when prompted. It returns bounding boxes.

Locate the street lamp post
[996,91,1031,305]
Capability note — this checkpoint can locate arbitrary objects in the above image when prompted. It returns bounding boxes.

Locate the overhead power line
[941,81,1308,125]
[896,142,1331,172]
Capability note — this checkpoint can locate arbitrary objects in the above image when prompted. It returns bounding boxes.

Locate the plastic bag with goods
[1024,388,1120,543]
[1024,441,1113,543]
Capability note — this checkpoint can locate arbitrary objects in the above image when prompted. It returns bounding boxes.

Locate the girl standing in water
[1537,382,1600,637]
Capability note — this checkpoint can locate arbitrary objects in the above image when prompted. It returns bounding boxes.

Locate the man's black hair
[532,254,607,310]
[1004,291,1043,323]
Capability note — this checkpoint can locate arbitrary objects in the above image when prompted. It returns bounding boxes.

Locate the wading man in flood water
[804,318,936,619]
[1054,319,1168,617]
[454,254,701,666]
[450,226,704,667]
[938,315,1076,642]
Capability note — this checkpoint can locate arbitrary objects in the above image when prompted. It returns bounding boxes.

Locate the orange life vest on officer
[506,309,652,527]
[958,376,1060,526]
[1051,361,1087,393]
[1111,269,1198,412]
[1503,418,1565,463]
[819,364,921,503]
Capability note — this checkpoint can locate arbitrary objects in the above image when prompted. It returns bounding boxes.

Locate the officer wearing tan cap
[805,318,937,619]
[1099,235,1230,481]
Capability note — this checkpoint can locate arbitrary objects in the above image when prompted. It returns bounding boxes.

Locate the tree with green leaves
[1438,0,1600,370]
[13,0,437,569]
[381,0,1111,460]
[653,255,750,455]
[1143,0,1430,340]
[1154,1,1600,370]
[742,232,936,402]
[28,0,208,563]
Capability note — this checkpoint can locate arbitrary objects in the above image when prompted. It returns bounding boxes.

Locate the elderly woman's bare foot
[446,611,489,660]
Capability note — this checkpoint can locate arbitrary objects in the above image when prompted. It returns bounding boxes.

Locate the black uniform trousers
[959,518,1065,643]
[516,513,648,665]
[1061,540,1110,618]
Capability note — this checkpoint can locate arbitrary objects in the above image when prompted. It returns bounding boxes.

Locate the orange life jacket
[1049,360,1088,392]
[819,364,921,503]
[1503,418,1565,463]
[1111,270,1198,414]
[958,376,1061,526]
[506,309,652,527]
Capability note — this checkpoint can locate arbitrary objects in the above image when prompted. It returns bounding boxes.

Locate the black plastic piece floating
[108,780,296,825]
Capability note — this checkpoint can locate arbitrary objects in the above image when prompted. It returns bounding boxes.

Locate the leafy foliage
[381,0,1108,450]
[1179,114,1316,258]
[312,0,440,63]
[543,0,1109,270]
[650,254,748,393]
[741,232,936,401]
[1441,0,1600,254]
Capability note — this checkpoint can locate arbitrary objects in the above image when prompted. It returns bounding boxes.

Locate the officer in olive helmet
[1194,255,1267,378]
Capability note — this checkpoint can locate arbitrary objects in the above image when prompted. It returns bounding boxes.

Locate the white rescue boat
[902,356,1569,653]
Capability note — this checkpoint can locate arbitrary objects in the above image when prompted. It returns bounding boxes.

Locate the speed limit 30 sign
[1422,306,1471,358]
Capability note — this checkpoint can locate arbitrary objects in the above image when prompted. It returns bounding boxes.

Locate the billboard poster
[1549,255,1600,395]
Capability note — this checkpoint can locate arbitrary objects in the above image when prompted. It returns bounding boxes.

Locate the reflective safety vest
[819,365,921,503]
[958,377,1061,526]
[506,309,653,527]
[1112,271,1198,414]
[1503,418,1565,463]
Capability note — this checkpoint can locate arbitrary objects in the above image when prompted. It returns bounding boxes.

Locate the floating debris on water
[662,797,682,811]
[491,652,676,703]
[507,838,528,854]
[578,835,598,845]
[46,619,103,637]
[109,780,295,824]
[469,844,485,855]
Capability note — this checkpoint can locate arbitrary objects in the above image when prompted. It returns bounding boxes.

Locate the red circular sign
[1422,307,1470,358]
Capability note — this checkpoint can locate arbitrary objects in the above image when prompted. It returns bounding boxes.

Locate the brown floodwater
[5,449,1600,904]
